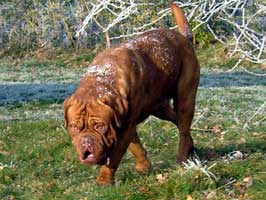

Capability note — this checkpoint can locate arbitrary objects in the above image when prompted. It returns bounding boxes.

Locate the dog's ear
[63,95,86,127]
[63,96,72,127]
[96,97,128,128]
[113,97,128,128]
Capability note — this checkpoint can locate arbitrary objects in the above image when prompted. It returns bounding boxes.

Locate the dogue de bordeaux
[64,3,200,185]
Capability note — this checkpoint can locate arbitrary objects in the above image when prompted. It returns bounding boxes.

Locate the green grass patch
[1,86,265,199]
[0,47,266,199]
[197,43,266,70]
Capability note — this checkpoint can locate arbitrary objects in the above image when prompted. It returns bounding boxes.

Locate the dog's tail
[170,3,193,43]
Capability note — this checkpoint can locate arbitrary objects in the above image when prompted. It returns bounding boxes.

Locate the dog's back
[82,4,197,113]
[64,3,200,185]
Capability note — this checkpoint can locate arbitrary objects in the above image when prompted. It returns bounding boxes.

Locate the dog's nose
[81,135,94,149]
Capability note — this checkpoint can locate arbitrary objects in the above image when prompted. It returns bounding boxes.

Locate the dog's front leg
[96,125,136,185]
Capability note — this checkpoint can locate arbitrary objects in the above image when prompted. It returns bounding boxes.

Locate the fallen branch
[244,100,266,128]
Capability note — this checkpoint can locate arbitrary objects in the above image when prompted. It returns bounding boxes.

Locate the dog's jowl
[64,3,200,185]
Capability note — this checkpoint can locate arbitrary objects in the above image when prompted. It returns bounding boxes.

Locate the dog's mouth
[80,150,96,163]
[76,133,114,165]
[80,149,109,165]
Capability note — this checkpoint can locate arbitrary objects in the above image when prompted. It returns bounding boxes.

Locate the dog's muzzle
[78,130,114,165]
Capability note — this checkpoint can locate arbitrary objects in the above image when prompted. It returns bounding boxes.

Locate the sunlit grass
[0,45,266,199]
[1,84,265,199]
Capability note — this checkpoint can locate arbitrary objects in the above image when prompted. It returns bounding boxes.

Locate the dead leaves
[234,176,254,199]
[211,124,222,134]
[193,124,225,136]
[187,195,194,200]
[156,173,169,184]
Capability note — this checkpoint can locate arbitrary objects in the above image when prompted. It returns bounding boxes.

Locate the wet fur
[64,3,200,185]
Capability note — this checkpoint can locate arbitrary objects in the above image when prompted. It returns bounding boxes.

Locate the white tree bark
[75,0,266,65]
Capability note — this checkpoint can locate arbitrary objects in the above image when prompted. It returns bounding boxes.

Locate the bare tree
[76,0,266,66]
[75,0,266,127]
[74,0,155,47]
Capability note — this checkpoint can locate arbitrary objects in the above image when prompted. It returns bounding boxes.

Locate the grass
[1,44,266,199]
[197,43,266,70]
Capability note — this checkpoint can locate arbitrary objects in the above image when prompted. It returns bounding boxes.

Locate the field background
[0,44,265,200]
[1,0,266,199]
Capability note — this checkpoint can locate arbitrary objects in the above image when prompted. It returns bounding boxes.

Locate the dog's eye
[93,122,108,134]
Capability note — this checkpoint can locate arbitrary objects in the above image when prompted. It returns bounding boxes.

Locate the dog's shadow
[196,137,266,160]
[144,136,266,175]
[116,137,266,184]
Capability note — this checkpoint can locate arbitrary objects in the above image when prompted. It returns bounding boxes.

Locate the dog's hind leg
[174,47,200,163]
[152,100,178,126]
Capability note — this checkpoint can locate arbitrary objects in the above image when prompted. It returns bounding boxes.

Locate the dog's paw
[97,165,116,186]
[135,159,152,173]
[96,175,115,186]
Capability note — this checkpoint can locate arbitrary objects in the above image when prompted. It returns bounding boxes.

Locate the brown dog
[64,3,200,185]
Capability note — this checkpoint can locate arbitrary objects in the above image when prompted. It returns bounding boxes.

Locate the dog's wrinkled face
[64,96,119,165]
